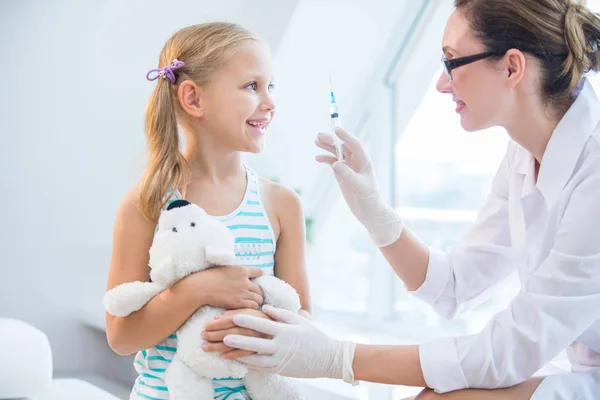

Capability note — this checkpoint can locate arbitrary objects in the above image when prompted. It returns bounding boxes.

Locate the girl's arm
[262,179,312,317]
[105,190,265,356]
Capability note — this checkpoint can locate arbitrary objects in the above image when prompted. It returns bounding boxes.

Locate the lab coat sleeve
[409,144,518,319]
[419,166,600,393]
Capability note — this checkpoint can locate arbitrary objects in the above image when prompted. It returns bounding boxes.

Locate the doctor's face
[436,9,509,132]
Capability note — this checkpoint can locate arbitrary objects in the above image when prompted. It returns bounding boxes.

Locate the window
[306,196,371,315]
[391,69,518,337]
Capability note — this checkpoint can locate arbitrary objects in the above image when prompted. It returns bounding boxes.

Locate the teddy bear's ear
[167,199,191,211]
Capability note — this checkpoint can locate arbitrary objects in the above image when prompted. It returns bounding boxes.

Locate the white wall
[0,0,298,384]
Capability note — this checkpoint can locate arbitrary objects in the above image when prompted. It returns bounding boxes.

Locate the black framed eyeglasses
[442,51,506,81]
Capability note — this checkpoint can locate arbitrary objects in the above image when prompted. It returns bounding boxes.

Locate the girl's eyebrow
[243,71,275,81]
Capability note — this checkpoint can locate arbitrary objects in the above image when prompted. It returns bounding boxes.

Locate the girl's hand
[187,266,265,310]
[202,308,272,360]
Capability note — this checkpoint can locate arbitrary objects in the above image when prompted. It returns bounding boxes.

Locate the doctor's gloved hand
[222,305,357,383]
[315,127,403,247]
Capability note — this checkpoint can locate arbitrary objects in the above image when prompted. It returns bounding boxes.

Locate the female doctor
[203,0,600,398]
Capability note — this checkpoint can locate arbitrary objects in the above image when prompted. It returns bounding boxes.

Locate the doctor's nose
[436,71,452,94]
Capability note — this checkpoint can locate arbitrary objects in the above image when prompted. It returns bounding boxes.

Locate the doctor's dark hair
[139,22,260,222]
[455,0,600,110]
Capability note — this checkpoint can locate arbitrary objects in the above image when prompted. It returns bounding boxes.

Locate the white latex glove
[315,127,403,247]
[223,305,358,384]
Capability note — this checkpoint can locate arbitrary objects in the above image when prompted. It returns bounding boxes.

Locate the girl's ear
[178,80,204,118]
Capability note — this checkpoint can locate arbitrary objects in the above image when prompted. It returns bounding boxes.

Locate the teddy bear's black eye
[172,227,178,233]
[190,222,196,227]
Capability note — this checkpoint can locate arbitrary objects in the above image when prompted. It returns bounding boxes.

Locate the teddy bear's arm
[254,275,301,314]
[103,281,166,317]
[204,245,237,267]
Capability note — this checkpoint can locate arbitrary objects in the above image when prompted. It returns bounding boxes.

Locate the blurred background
[2,1,600,399]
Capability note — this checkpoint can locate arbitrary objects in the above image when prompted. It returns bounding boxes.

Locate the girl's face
[199,40,276,153]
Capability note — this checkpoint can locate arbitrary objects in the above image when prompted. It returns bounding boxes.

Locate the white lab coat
[410,77,600,399]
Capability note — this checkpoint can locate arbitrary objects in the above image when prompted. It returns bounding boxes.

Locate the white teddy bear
[104,199,304,400]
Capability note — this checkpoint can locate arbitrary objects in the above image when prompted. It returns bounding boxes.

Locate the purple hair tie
[571,77,585,97]
[146,59,185,84]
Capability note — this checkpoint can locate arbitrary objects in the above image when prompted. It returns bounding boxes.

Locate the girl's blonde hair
[139,22,260,221]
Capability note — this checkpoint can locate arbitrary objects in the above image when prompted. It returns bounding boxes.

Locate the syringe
[329,73,344,161]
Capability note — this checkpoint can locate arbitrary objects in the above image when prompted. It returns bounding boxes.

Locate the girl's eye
[246,82,257,91]
[268,83,275,92]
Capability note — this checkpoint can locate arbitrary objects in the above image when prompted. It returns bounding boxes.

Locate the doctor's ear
[504,49,526,87]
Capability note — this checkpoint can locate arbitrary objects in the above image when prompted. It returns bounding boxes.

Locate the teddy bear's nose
[172,227,178,233]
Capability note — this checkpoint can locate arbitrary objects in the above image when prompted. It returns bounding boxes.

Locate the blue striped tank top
[130,166,275,400]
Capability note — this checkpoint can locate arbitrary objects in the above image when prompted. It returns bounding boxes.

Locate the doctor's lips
[453,98,466,113]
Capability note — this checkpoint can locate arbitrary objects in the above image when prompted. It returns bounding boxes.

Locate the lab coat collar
[513,78,600,208]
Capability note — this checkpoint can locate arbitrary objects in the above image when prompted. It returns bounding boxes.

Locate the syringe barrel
[329,103,341,127]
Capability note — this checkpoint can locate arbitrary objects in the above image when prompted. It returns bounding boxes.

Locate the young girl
[104,22,311,400]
